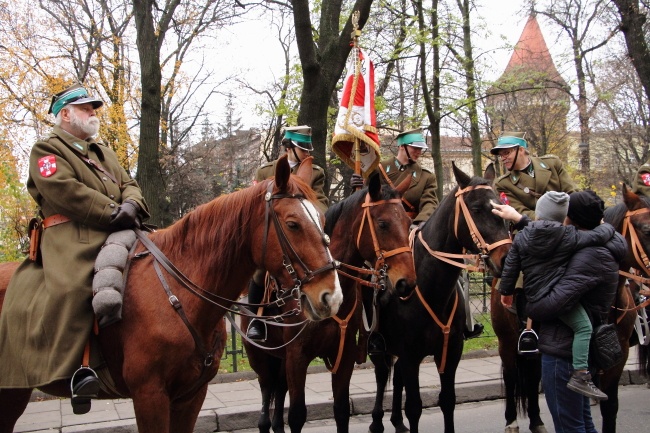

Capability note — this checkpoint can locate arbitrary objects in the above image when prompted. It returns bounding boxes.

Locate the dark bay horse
[368,163,512,433]
[0,156,343,433]
[242,172,417,433]
[600,185,650,433]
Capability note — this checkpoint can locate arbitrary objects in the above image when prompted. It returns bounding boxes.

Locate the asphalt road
[231,384,650,433]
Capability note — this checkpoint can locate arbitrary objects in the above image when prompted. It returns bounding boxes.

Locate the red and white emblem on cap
[642,173,650,186]
[38,155,57,177]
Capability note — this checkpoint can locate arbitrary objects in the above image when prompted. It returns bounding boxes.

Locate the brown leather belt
[43,214,71,229]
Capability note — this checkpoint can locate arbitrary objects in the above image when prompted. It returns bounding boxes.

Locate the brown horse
[241,172,417,433]
[0,156,343,433]
[600,185,650,433]
[368,163,512,433]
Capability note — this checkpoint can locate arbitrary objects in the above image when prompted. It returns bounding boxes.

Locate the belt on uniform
[43,214,71,229]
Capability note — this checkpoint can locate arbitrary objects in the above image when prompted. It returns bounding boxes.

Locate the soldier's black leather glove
[350,173,364,189]
[110,199,141,229]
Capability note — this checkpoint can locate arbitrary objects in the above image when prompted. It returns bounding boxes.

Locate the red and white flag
[331,47,380,177]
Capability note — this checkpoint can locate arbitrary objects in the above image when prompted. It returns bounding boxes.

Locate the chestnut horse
[0,156,343,433]
[241,172,417,433]
[599,185,650,433]
[368,163,512,433]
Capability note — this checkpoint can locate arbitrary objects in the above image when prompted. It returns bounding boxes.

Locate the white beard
[69,109,100,138]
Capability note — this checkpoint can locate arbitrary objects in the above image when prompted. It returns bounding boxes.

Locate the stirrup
[634,300,650,346]
[246,318,267,342]
[517,329,539,356]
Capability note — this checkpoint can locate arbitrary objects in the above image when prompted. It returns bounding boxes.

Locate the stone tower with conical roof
[486,13,570,156]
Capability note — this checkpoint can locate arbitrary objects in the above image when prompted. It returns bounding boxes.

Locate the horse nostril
[395,278,415,298]
[321,291,330,306]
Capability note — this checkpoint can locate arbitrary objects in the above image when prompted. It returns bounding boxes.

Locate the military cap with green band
[283,125,313,151]
[490,132,528,155]
[48,84,104,117]
[396,128,428,149]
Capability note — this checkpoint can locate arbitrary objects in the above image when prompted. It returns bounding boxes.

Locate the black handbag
[590,322,623,370]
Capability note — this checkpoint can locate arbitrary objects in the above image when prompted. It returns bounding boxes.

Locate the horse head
[609,184,650,275]
[451,162,511,276]
[358,172,417,297]
[260,154,342,321]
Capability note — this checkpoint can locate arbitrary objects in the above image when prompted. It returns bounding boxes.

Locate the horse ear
[368,171,381,200]
[395,173,411,197]
[483,163,496,183]
[274,154,291,191]
[452,161,471,189]
[622,183,642,210]
[295,156,314,185]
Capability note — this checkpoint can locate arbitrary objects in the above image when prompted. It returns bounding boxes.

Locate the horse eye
[378,220,388,230]
[286,221,299,230]
[641,224,650,236]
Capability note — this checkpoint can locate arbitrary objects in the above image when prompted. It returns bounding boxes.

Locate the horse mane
[150,175,317,288]
[324,184,400,237]
[603,195,650,230]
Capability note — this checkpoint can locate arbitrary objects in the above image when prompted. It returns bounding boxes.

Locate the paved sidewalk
[13,349,646,433]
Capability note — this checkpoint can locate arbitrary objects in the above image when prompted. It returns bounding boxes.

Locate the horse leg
[0,388,32,433]
[169,386,208,433]
[389,360,408,433]
[369,353,391,433]
[131,385,173,433]
[286,360,309,433]
[331,356,354,433]
[399,358,423,433]
[255,356,283,433]
[598,363,626,433]
[271,359,288,433]
[501,357,519,432]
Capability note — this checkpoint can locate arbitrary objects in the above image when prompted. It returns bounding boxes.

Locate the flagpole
[351,11,362,190]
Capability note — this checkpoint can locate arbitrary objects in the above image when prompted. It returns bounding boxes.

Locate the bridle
[130,181,338,396]
[336,194,413,290]
[408,184,512,373]
[619,208,650,289]
[325,193,413,373]
[414,185,512,273]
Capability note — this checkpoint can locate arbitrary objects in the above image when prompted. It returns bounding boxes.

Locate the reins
[130,182,338,395]
[409,184,512,374]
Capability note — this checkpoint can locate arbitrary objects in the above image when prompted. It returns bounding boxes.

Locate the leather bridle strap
[454,185,513,255]
[415,286,458,374]
[324,289,359,374]
[622,208,650,272]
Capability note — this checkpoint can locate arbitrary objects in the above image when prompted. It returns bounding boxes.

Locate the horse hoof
[504,425,519,433]
[394,424,409,433]
[530,426,548,433]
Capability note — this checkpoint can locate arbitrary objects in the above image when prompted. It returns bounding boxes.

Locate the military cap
[48,83,103,117]
[490,131,528,155]
[397,128,428,149]
[282,125,313,151]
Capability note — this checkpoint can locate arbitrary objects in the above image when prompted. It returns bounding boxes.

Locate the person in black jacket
[493,190,627,433]
[498,191,613,400]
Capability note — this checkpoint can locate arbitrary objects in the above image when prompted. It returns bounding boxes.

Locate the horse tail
[514,354,541,414]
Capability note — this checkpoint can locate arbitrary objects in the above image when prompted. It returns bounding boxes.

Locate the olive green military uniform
[255,159,328,213]
[495,155,577,221]
[0,125,149,388]
[632,163,650,197]
[381,156,438,224]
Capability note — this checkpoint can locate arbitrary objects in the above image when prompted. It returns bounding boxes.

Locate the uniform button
[109,203,116,208]
[102,177,108,181]
[109,195,115,199]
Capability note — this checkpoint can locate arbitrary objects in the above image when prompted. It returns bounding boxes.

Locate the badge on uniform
[642,173,650,186]
[38,155,57,177]
[540,162,548,169]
